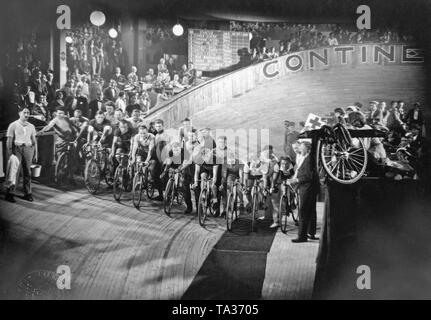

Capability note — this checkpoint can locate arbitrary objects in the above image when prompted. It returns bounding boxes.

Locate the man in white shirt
[5,107,38,202]
[115,91,127,113]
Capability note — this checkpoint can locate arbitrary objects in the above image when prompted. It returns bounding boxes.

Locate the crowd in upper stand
[230,22,417,62]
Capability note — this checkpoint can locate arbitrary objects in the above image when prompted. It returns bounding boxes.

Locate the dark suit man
[290,141,319,243]
[65,88,89,118]
[103,80,119,102]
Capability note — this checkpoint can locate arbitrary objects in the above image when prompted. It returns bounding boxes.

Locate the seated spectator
[157,58,168,74]
[138,91,151,114]
[127,66,139,85]
[327,33,339,46]
[32,94,49,121]
[112,67,126,90]
[144,68,156,84]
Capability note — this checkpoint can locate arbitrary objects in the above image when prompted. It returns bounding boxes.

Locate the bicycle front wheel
[55,152,68,185]
[198,189,208,227]
[279,194,289,234]
[84,159,101,194]
[164,179,175,216]
[226,191,235,232]
[251,191,258,232]
[132,172,143,209]
[113,166,124,201]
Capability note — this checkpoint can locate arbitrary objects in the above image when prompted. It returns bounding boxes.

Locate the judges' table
[313,178,431,299]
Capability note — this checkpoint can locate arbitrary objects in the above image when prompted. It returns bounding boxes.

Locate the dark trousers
[9,145,34,195]
[148,159,164,195]
[297,184,318,239]
[183,165,195,211]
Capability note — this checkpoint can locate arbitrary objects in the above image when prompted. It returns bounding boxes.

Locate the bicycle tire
[198,189,208,227]
[132,172,143,209]
[84,159,101,194]
[55,152,68,185]
[164,179,174,216]
[113,166,124,201]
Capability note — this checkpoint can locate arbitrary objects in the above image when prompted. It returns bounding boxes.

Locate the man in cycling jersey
[87,110,113,148]
[160,140,196,214]
[130,123,155,166]
[192,143,219,211]
[110,120,134,170]
[243,145,279,218]
[126,107,144,134]
[37,106,78,183]
[215,135,244,217]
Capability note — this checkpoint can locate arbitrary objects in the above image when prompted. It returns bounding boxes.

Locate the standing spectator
[45,71,58,105]
[89,91,104,119]
[103,79,119,102]
[166,56,176,79]
[405,102,424,128]
[327,32,339,46]
[157,58,168,74]
[115,91,127,113]
[127,66,139,85]
[290,141,318,242]
[112,67,126,90]
[5,107,38,202]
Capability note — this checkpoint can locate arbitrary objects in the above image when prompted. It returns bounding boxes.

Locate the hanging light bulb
[108,28,118,39]
[65,36,73,44]
[172,23,184,37]
[90,11,106,27]
[249,32,253,41]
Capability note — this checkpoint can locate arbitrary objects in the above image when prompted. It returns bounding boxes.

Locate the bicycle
[163,168,185,216]
[226,177,243,232]
[113,153,134,202]
[197,173,216,227]
[298,123,387,184]
[54,140,77,185]
[83,143,114,194]
[250,175,268,233]
[132,160,154,209]
[279,179,299,233]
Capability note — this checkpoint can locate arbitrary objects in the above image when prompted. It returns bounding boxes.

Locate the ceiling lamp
[108,28,118,39]
[65,36,73,44]
[172,23,184,37]
[90,11,106,27]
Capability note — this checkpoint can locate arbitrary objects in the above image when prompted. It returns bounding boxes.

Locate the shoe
[154,195,164,201]
[307,235,319,240]
[219,211,226,218]
[5,193,16,203]
[184,208,193,214]
[257,216,266,221]
[269,223,279,228]
[23,194,34,202]
[291,238,307,243]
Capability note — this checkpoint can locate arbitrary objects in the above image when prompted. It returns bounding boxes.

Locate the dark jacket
[297,155,319,195]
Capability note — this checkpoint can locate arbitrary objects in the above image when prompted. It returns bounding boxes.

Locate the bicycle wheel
[113,166,124,201]
[320,138,368,184]
[164,179,175,216]
[226,191,235,232]
[132,172,143,209]
[104,158,115,187]
[291,190,299,224]
[251,190,258,232]
[55,152,68,185]
[198,189,208,227]
[84,159,101,194]
[315,140,327,185]
[279,194,289,234]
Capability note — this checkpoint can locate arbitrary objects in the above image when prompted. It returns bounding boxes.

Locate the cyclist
[192,144,220,212]
[37,106,78,183]
[268,155,295,228]
[215,135,245,217]
[183,129,200,213]
[243,145,279,215]
[130,123,155,166]
[87,110,113,148]
[69,108,89,168]
[149,119,172,201]
[109,120,134,170]
[126,107,144,134]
